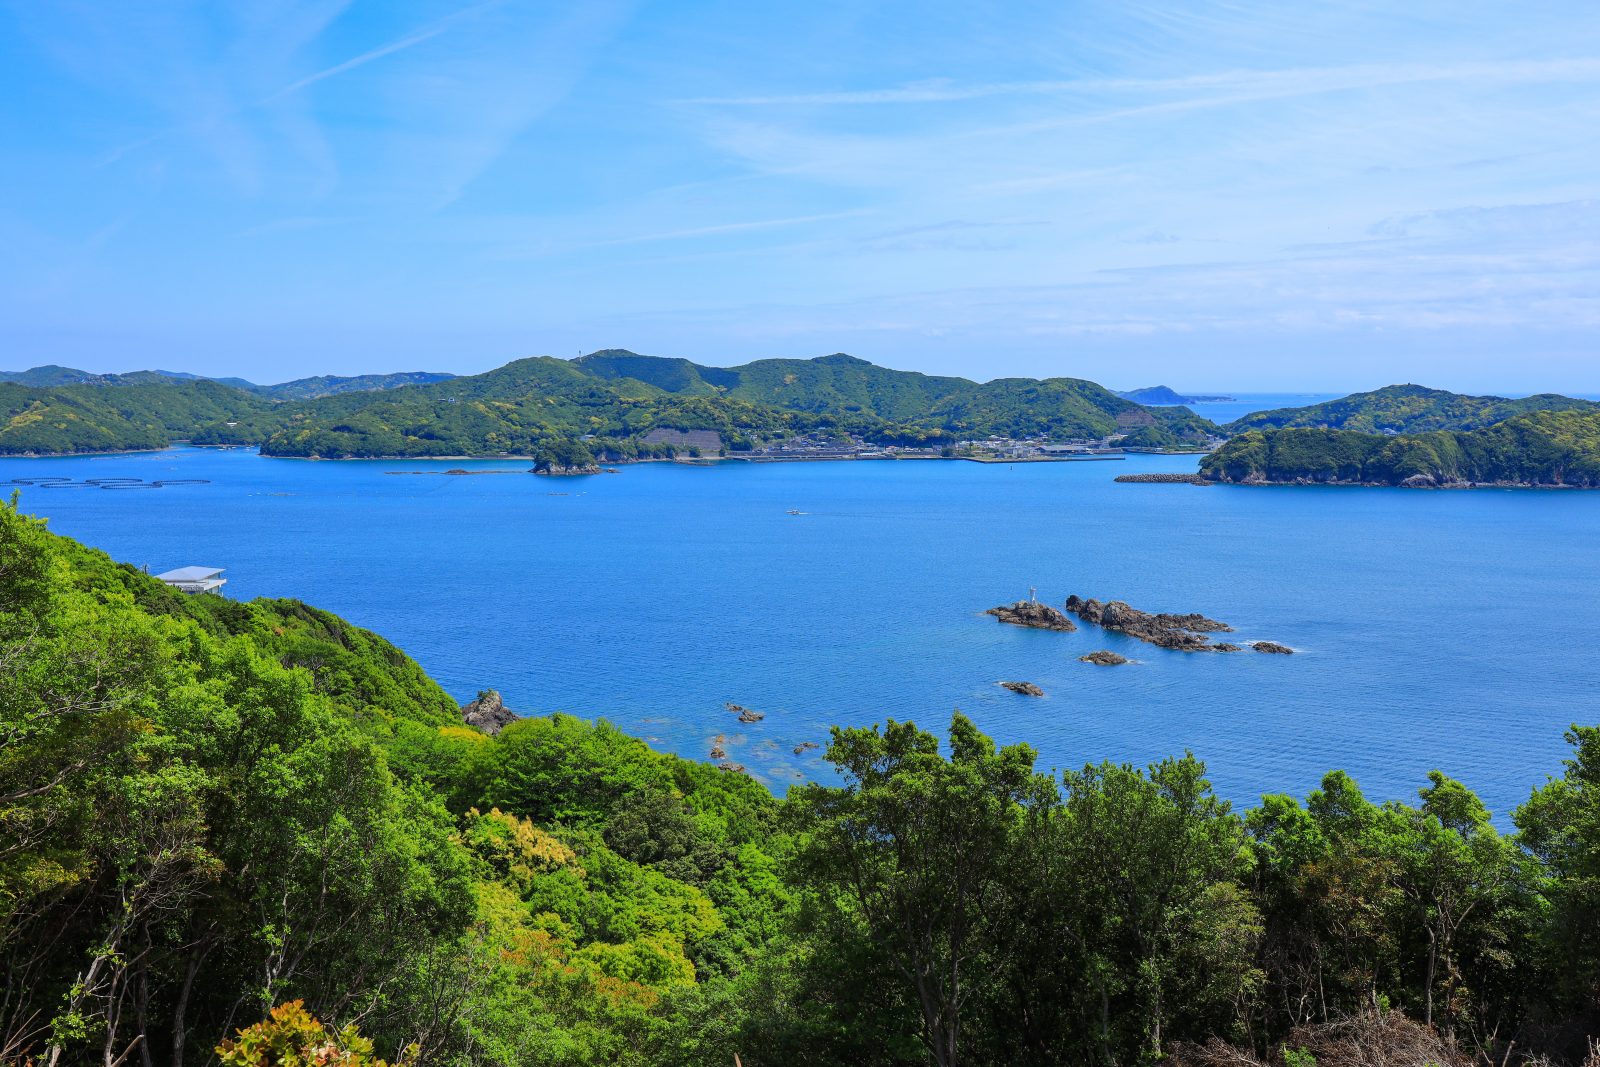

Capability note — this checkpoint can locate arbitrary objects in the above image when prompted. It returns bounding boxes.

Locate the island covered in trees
[5,498,1600,1066]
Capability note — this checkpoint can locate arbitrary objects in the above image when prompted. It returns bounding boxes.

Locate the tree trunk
[1424,928,1438,1027]
[171,940,208,1067]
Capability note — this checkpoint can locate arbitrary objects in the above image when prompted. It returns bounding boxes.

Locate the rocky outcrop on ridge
[1064,595,1234,652]
[461,689,519,735]
[1080,650,1129,666]
[999,681,1045,696]
[531,462,602,476]
[986,600,1077,632]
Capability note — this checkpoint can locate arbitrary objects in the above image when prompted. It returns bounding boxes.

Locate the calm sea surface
[8,392,1598,820]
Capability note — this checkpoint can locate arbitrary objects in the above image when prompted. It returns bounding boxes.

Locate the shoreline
[0,446,176,459]
[3,446,1201,465]
[1206,478,1599,491]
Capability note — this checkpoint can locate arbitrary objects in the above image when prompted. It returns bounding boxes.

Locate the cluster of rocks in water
[985,600,1078,631]
[984,595,1295,657]
[999,680,1045,697]
[460,689,519,735]
[726,702,765,723]
[713,703,823,773]
[1063,595,1236,652]
[714,722,745,771]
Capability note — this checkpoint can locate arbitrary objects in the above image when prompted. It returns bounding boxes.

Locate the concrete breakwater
[1113,472,1209,484]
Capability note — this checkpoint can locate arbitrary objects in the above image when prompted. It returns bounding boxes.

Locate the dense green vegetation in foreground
[1225,383,1599,435]
[1,351,1214,457]
[6,500,1600,1066]
[1202,409,1600,486]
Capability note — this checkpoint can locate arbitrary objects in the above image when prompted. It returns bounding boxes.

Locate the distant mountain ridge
[1116,385,1235,405]
[0,365,455,400]
[572,350,1215,440]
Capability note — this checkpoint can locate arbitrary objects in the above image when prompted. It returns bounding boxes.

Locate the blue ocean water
[1184,393,1340,424]
[7,418,1599,820]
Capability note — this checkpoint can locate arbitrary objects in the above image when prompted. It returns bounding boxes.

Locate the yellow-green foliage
[217,1000,414,1067]
[464,807,581,892]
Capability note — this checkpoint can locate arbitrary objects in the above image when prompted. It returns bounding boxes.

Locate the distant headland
[1115,385,1235,405]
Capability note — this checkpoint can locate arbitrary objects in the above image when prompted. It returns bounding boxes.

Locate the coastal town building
[641,428,724,453]
[154,566,227,594]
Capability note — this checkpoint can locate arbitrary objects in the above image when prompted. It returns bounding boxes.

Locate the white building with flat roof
[154,566,227,594]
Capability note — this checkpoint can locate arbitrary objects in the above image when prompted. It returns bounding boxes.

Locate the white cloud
[678,58,1600,108]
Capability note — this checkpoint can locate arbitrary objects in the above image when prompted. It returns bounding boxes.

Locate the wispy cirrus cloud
[267,0,505,100]
[6,0,1600,388]
[678,57,1600,107]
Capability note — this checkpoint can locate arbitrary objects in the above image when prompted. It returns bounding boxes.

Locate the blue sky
[2,1,1598,391]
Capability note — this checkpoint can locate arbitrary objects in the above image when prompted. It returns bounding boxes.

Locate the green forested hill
[1225,383,1599,434]
[253,349,1213,458]
[0,365,453,401]
[3,350,1216,457]
[0,377,273,454]
[246,370,457,400]
[6,498,1600,1065]
[0,364,99,386]
[577,349,1194,439]
[573,349,738,395]
[714,352,976,421]
[206,357,866,459]
[201,350,1219,458]
[1201,409,1600,486]
[573,349,967,416]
